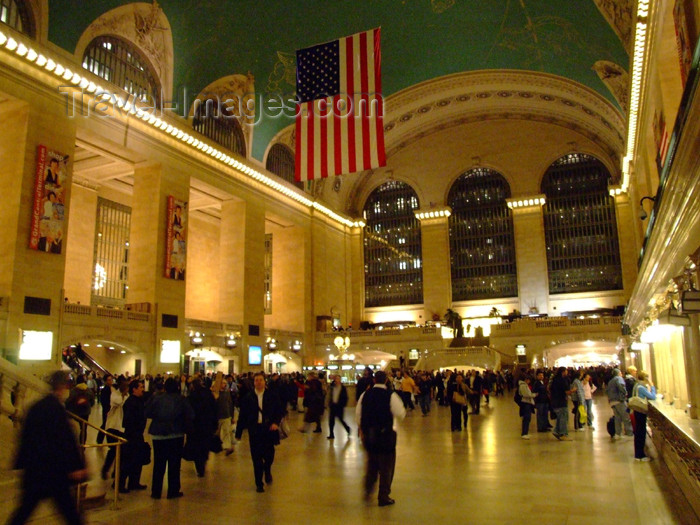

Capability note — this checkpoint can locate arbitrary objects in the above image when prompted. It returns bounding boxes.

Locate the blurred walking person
[8,371,87,525]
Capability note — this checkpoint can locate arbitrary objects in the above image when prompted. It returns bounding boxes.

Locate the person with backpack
[65,376,94,445]
[356,371,406,507]
[606,368,633,439]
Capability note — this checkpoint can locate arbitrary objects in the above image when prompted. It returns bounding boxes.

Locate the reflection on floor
[2,394,699,525]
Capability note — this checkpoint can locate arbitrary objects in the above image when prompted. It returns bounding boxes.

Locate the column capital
[414,206,452,222]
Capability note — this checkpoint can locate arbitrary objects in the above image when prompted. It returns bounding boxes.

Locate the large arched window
[192,99,246,156]
[0,0,34,36]
[266,144,302,189]
[541,153,622,294]
[363,181,423,307]
[448,168,517,300]
[82,36,161,105]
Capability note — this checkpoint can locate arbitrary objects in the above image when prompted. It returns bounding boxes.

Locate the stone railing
[319,327,439,340]
[185,318,243,333]
[647,403,700,519]
[64,303,151,323]
[0,357,49,427]
[491,316,622,334]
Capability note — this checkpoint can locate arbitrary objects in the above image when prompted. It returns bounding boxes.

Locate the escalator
[62,344,111,377]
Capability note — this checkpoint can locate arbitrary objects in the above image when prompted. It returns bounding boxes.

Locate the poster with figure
[165,195,187,280]
[674,0,697,89]
[29,145,68,254]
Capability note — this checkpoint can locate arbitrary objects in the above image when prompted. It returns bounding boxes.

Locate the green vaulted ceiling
[48,0,629,161]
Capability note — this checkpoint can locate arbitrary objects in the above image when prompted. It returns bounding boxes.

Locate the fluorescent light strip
[622,0,651,191]
[0,29,356,227]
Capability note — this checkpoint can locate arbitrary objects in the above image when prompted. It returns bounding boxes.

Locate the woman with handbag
[571,370,586,432]
[630,371,656,462]
[448,373,470,432]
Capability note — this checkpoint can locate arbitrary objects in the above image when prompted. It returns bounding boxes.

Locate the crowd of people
[8,360,659,523]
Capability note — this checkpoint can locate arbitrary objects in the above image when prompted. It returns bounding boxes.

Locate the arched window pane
[82,36,161,106]
[266,144,302,189]
[541,153,622,294]
[448,168,517,300]
[0,0,33,36]
[92,198,131,307]
[363,181,423,307]
[192,99,246,156]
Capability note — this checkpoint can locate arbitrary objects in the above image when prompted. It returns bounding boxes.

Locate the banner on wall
[29,145,68,254]
[165,196,188,280]
[673,0,697,89]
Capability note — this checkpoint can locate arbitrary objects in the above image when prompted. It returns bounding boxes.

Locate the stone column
[128,163,190,374]
[683,314,700,419]
[416,212,451,322]
[510,201,549,316]
[219,199,265,371]
[0,99,76,372]
[614,193,639,294]
[349,226,364,330]
[64,184,97,304]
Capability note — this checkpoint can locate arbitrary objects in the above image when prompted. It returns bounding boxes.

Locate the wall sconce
[639,196,656,220]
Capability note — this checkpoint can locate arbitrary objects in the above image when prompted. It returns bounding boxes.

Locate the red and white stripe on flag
[295,28,386,182]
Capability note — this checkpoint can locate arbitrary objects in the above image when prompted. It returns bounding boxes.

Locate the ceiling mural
[48,0,629,162]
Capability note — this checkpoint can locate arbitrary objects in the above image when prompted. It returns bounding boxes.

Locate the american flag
[295,28,386,181]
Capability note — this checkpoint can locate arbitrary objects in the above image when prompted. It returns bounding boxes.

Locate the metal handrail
[67,412,126,511]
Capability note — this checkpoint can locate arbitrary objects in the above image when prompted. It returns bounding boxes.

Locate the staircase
[0,357,114,521]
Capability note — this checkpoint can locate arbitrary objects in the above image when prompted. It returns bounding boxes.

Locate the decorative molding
[381,71,625,164]
[592,0,635,53]
[593,60,629,114]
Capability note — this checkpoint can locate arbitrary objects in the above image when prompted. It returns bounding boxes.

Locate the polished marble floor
[2,394,698,525]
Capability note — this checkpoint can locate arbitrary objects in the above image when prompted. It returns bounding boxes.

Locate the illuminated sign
[160,340,181,363]
[248,345,262,366]
[19,330,53,360]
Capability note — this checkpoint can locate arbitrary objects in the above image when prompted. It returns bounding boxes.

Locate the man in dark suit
[8,370,87,525]
[469,371,483,414]
[235,372,283,493]
[97,374,114,444]
[327,374,351,439]
[356,370,406,507]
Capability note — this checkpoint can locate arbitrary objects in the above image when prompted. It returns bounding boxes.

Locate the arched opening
[363,180,423,307]
[541,153,622,294]
[448,167,517,300]
[82,35,161,106]
[0,0,34,37]
[266,143,303,189]
[192,98,246,156]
